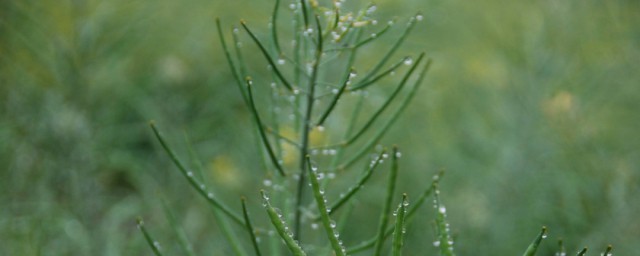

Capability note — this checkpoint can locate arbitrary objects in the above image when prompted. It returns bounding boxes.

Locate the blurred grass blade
[339,59,432,171]
[241,20,293,91]
[136,217,164,256]
[326,149,386,217]
[162,202,196,256]
[270,0,282,54]
[306,156,347,256]
[241,197,262,256]
[246,79,287,176]
[391,194,408,256]
[232,25,249,79]
[149,122,244,226]
[343,53,425,147]
[522,226,547,256]
[576,247,587,256]
[260,190,307,256]
[373,146,401,256]
[602,245,612,256]
[216,18,248,104]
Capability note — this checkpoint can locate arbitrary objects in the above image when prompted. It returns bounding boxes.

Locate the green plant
[138,0,614,255]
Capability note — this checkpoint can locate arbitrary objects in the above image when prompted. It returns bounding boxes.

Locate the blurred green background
[1,0,638,255]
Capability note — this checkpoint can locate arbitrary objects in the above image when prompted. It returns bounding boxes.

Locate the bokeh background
[1,0,639,255]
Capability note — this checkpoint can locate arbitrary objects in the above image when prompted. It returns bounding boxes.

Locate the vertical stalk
[293,15,323,240]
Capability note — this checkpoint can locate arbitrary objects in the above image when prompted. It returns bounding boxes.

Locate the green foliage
[1,0,638,255]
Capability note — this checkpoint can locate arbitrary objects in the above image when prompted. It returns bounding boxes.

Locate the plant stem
[293,15,323,241]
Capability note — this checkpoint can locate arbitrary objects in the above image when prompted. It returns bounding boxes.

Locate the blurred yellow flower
[209,155,241,188]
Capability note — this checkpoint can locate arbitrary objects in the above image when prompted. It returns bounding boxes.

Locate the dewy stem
[293,15,323,241]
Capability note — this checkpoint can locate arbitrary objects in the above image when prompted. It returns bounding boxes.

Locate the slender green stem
[307,156,346,256]
[373,146,400,256]
[522,226,547,256]
[136,217,164,256]
[352,19,396,49]
[246,79,287,176]
[601,245,612,256]
[358,15,418,85]
[241,197,262,256]
[270,0,282,55]
[162,202,196,256]
[265,126,301,148]
[232,25,248,80]
[349,56,407,91]
[434,184,456,256]
[556,239,565,256]
[325,150,386,217]
[339,59,432,171]
[241,20,293,92]
[391,194,408,256]
[346,170,443,254]
[344,53,425,147]
[299,0,309,29]
[293,15,324,240]
[149,122,244,226]
[576,247,587,256]
[316,67,355,125]
[216,18,247,104]
[261,190,307,256]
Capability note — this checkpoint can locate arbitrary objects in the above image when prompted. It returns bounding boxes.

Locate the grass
[1,0,638,255]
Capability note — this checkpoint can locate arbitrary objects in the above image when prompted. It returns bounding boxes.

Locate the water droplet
[233,27,239,34]
[186,171,193,177]
[328,173,336,179]
[372,20,378,25]
[404,57,413,66]
[366,5,377,15]
[289,3,296,10]
[207,192,214,199]
[319,189,325,195]
[153,241,161,249]
[317,172,325,180]
[433,241,441,247]
[277,58,285,65]
[416,14,424,21]
[382,153,389,158]
[390,71,396,76]
[332,88,339,94]
[311,223,319,229]
[403,201,409,206]
[330,220,337,228]
[542,234,547,239]
[395,151,402,158]
[263,179,272,187]
[317,125,325,132]
[371,33,377,38]
[439,206,447,214]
